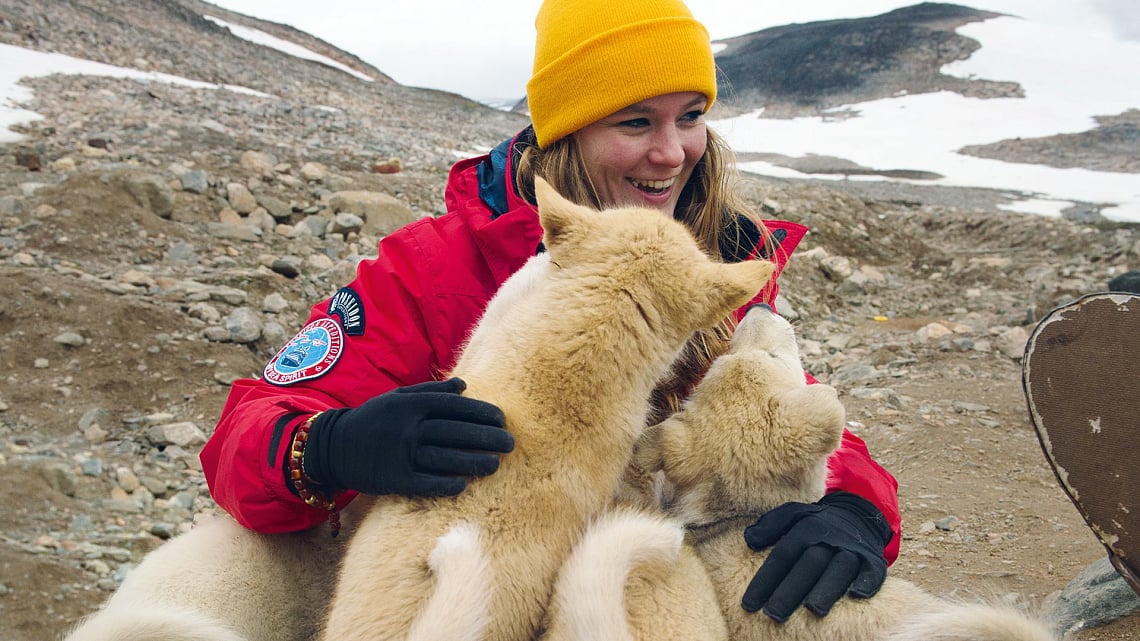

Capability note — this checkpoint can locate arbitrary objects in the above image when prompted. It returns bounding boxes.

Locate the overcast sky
[205,0,1138,100]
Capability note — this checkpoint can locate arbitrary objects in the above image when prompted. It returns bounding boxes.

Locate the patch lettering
[328,287,366,336]
[264,318,344,385]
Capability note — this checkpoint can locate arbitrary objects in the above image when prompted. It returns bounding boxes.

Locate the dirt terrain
[2,152,1139,639]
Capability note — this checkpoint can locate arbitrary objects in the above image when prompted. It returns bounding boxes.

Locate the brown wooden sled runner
[1023,292,1140,596]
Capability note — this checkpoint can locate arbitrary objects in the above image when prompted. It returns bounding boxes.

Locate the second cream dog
[547,305,1059,641]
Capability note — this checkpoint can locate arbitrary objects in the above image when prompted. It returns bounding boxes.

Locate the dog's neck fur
[454,258,709,507]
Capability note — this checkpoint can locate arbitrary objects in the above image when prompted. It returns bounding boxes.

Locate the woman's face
[572,91,708,217]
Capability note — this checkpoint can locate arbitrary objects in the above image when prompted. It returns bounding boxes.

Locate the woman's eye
[620,118,651,128]
[682,110,704,123]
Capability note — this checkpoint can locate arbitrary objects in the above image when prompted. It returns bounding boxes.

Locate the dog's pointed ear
[700,259,776,324]
[535,176,594,253]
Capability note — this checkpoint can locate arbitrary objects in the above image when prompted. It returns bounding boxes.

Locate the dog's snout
[746,303,773,314]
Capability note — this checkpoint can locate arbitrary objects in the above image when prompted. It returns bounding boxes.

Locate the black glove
[301,378,513,498]
[741,491,893,622]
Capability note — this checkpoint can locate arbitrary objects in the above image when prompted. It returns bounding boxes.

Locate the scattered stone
[331,211,365,235]
[124,173,175,219]
[207,222,261,242]
[225,182,258,214]
[256,193,293,220]
[262,293,289,313]
[179,169,210,194]
[115,467,140,493]
[223,307,263,344]
[818,255,854,282]
[145,422,207,448]
[270,256,303,278]
[165,241,199,265]
[120,269,155,287]
[239,150,276,176]
[915,322,953,343]
[995,325,1030,360]
[14,150,42,171]
[307,253,334,271]
[262,321,288,349]
[327,190,417,237]
[299,162,328,182]
[847,387,904,409]
[1048,557,1140,633]
[0,195,21,216]
[53,331,85,347]
[217,207,242,225]
[1107,270,1140,294]
[186,301,222,323]
[51,156,77,172]
[38,461,78,497]
[209,286,248,306]
[293,214,329,239]
[246,208,277,235]
[79,458,104,477]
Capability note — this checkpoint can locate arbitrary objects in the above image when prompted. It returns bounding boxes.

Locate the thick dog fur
[60,503,366,641]
[541,507,727,641]
[318,177,775,641]
[548,305,1060,641]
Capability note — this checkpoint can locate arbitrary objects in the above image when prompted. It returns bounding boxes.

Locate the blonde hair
[515,127,775,422]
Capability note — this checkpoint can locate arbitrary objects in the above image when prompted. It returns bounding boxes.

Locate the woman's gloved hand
[741,491,893,622]
[302,378,513,498]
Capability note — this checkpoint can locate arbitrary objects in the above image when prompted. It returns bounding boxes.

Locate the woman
[200,0,900,624]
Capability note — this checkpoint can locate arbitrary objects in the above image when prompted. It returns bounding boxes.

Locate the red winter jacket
[200,128,900,563]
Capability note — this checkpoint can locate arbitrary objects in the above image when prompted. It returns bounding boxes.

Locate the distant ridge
[711,3,1016,117]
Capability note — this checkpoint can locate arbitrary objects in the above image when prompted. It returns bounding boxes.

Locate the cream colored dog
[59,178,770,641]
[60,504,364,641]
[318,177,775,641]
[546,304,1059,641]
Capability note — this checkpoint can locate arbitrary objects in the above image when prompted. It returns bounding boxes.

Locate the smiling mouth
[630,177,676,195]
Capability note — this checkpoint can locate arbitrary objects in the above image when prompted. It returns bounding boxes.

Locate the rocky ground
[3,86,1139,638]
[2,2,1140,640]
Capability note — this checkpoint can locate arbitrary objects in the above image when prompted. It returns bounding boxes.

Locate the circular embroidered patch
[264,318,344,385]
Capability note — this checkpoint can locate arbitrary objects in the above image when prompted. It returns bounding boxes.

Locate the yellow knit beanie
[527,0,717,148]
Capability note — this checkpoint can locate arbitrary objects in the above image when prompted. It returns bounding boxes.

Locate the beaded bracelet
[289,411,341,537]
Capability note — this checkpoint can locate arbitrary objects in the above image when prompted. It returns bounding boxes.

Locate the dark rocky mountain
[710,3,1018,116]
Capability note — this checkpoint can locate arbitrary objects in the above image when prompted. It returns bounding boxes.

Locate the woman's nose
[647,125,685,167]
